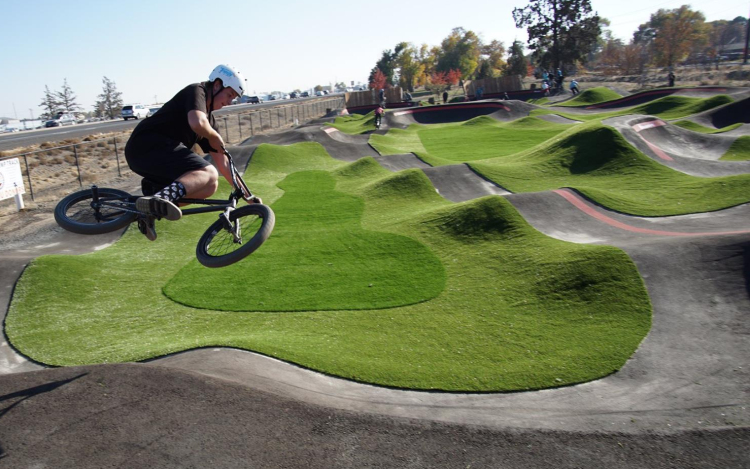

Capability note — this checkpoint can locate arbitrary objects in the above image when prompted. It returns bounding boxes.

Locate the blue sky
[1,0,746,119]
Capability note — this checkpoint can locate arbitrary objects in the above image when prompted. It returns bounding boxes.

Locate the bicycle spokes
[206,212,264,257]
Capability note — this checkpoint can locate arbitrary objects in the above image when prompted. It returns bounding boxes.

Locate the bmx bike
[54,150,275,268]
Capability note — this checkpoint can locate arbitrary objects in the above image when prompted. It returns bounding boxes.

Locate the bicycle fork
[219,207,242,244]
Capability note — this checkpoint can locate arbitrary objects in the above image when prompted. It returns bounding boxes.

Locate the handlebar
[223,148,259,203]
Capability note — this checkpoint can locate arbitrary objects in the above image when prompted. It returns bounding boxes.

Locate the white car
[122,104,149,120]
[147,107,161,117]
[45,113,77,127]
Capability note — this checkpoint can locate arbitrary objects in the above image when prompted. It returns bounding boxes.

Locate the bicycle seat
[141,178,166,196]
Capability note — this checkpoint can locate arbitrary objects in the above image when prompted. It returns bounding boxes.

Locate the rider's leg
[136,165,218,219]
[176,165,219,201]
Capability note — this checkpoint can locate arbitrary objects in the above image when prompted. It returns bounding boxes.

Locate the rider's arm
[187,110,233,185]
[188,110,224,153]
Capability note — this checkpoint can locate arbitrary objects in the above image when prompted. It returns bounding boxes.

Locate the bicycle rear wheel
[55,188,137,235]
[196,204,275,268]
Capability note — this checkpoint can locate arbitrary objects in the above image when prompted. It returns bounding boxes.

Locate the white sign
[0,158,26,201]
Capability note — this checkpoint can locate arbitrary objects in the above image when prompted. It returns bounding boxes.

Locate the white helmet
[209,64,246,97]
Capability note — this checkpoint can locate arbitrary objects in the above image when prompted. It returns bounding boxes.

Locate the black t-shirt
[130,82,217,153]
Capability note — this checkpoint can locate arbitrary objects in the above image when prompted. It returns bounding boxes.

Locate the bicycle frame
[91,150,253,220]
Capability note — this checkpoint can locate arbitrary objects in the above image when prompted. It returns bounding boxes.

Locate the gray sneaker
[136,196,182,221]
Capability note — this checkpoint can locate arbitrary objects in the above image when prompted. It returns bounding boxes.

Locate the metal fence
[0,97,345,212]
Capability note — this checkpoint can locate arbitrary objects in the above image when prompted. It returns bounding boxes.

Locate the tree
[94,76,123,119]
[369,68,388,90]
[369,43,406,87]
[55,78,80,113]
[504,40,529,77]
[634,6,708,67]
[479,39,506,77]
[513,0,601,70]
[436,27,482,78]
[39,85,59,119]
[654,6,707,67]
[446,69,462,86]
[425,71,450,99]
[396,44,425,92]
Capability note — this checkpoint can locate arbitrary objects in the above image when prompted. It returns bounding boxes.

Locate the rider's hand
[244,193,262,204]
[208,134,225,154]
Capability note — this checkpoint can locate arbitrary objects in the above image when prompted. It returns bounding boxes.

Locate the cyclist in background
[125,64,252,240]
[374,103,385,129]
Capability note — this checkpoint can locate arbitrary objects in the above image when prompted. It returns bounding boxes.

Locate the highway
[0,97,327,153]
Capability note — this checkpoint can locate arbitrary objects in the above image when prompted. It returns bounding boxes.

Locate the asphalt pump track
[1,99,749,467]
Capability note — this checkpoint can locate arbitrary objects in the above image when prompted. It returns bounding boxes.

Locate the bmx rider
[124,64,255,240]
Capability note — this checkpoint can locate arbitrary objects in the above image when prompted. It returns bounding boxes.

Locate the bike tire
[196,204,275,268]
[54,188,137,235]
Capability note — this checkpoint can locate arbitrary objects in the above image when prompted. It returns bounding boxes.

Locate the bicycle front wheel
[196,204,275,268]
[54,188,136,235]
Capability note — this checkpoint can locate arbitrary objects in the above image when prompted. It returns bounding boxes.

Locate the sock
[154,181,187,202]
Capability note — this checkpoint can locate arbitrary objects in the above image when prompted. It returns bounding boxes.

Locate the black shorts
[124,132,210,187]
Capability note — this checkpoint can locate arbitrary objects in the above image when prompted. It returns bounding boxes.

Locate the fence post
[22,154,34,201]
[260,111,264,133]
[238,114,243,141]
[250,113,254,136]
[223,116,229,142]
[73,145,83,187]
[113,137,122,176]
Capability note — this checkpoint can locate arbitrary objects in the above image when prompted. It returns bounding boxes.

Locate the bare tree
[55,78,80,113]
[39,85,59,120]
[95,76,123,119]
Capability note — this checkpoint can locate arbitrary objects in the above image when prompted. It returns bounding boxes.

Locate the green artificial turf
[328,112,376,134]
[470,122,750,216]
[553,87,623,107]
[527,97,550,105]
[531,94,735,122]
[370,116,572,165]
[673,120,743,134]
[164,170,446,311]
[6,140,653,392]
[721,136,750,161]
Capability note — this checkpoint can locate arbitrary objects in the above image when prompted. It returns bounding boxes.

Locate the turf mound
[370,116,572,165]
[672,120,743,134]
[164,170,446,312]
[470,122,750,216]
[6,138,654,391]
[721,136,750,161]
[690,95,750,129]
[554,87,623,107]
[531,95,735,123]
[328,112,377,134]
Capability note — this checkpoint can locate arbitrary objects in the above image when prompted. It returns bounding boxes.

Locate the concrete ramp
[578,86,745,110]
[387,101,535,128]
[422,164,510,202]
[688,95,750,129]
[604,115,750,177]
[374,154,430,172]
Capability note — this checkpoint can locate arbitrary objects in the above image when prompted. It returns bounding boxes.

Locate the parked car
[147,107,161,117]
[45,112,77,127]
[242,95,262,104]
[300,91,310,98]
[289,91,299,99]
[121,104,149,120]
